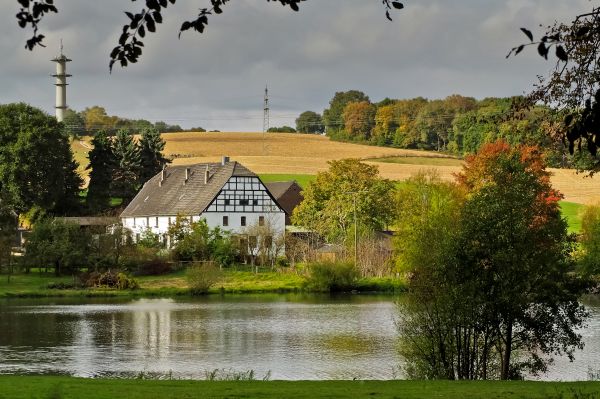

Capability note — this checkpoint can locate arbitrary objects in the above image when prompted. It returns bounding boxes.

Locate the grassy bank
[0,269,405,298]
[0,376,598,399]
[560,201,584,234]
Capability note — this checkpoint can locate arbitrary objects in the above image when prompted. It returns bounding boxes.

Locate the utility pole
[344,190,367,266]
[262,85,269,155]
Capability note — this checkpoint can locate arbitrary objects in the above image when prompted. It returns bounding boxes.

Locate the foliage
[397,142,589,380]
[170,217,236,267]
[296,111,324,134]
[186,262,223,295]
[305,261,359,292]
[292,159,395,242]
[24,218,91,276]
[510,7,600,173]
[342,101,376,141]
[81,270,139,290]
[86,130,115,211]
[62,109,86,139]
[578,204,600,276]
[138,128,170,184]
[267,126,296,133]
[323,90,370,135]
[111,129,141,201]
[0,103,82,214]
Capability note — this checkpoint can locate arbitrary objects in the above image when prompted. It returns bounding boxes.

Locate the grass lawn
[259,173,316,188]
[560,201,584,234]
[371,156,464,167]
[0,376,598,399]
[0,269,405,298]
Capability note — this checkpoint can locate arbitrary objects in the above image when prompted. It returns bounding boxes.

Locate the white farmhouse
[120,157,286,246]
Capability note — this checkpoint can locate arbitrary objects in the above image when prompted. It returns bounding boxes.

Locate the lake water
[0,295,598,380]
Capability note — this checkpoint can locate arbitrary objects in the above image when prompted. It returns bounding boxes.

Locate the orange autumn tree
[397,140,588,381]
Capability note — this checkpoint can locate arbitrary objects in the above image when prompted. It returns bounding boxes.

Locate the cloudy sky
[0,0,591,131]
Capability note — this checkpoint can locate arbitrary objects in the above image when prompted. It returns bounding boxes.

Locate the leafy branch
[15,0,57,50]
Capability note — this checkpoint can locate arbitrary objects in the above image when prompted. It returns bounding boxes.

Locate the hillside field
[72,132,600,204]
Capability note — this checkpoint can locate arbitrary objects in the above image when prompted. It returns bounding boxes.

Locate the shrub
[186,262,223,295]
[134,258,173,276]
[306,261,359,292]
[79,270,139,290]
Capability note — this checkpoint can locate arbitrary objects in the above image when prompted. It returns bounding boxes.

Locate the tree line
[294,90,596,170]
[63,106,205,138]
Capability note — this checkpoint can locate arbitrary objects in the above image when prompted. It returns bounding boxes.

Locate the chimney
[159,166,166,187]
[204,165,210,184]
[222,156,230,166]
[184,167,190,185]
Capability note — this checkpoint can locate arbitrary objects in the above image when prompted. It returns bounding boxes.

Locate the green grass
[560,201,584,234]
[260,174,316,189]
[371,156,464,166]
[0,376,598,399]
[0,269,405,298]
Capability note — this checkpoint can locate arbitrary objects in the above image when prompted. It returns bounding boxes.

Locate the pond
[0,295,598,380]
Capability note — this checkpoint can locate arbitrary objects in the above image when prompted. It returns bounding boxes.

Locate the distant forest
[62,106,205,137]
[294,91,593,170]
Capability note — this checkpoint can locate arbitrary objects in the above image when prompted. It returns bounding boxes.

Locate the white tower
[51,41,71,122]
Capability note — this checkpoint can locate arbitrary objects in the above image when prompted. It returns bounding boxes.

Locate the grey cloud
[0,0,592,131]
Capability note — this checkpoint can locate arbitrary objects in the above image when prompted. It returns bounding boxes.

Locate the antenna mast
[263,85,270,154]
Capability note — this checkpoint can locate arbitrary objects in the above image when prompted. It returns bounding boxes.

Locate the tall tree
[292,158,395,242]
[0,103,82,214]
[62,109,86,139]
[86,130,116,211]
[138,127,170,184]
[323,90,370,135]
[111,129,141,201]
[342,101,376,141]
[397,142,589,380]
[295,111,324,134]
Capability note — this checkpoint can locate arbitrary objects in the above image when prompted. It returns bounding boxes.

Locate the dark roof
[56,217,119,226]
[264,181,304,224]
[121,161,256,218]
[264,181,298,199]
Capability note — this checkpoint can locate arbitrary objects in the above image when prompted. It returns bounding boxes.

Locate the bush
[134,258,173,276]
[186,262,223,295]
[79,270,139,290]
[306,261,359,292]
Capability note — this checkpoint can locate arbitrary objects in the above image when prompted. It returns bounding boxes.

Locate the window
[259,216,265,226]
[225,199,231,205]
[241,216,246,226]
[253,199,259,205]
[249,235,257,248]
[239,199,249,206]
[146,217,150,227]
[223,216,229,226]
[155,217,159,227]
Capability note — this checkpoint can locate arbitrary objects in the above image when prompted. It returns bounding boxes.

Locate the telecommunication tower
[51,40,71,122]
[263,85,270,154]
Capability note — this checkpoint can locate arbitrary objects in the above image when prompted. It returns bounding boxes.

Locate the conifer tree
[86,131,115,212]
[111,129,141,202]
[138,128,170,184]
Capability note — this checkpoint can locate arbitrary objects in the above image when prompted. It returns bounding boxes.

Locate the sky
[0,0,591,131]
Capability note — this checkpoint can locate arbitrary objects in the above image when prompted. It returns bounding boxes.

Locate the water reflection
[0,296,597,380]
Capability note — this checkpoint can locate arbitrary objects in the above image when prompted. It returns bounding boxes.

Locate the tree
[509,7,600,173]
[24,218,91,276]
[397,142,589,380]
[323,90,370,135]
[292,158,395,242]
[342,101,376,141]
[0,193,17,282]
[16,1,403,71]
[267,126,296,133]
[0,103,82,214]
[80,106,118,134]
[111,129,141,201]
[62,109,86,139]
[578,203,600,277]
[86,130,116,211]
[138,127,170,184]
[295,111,324,134]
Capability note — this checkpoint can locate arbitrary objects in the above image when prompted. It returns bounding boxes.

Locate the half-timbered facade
[120,158,285,247]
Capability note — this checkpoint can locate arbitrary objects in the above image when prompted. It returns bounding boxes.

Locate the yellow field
[72,132,600,204]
